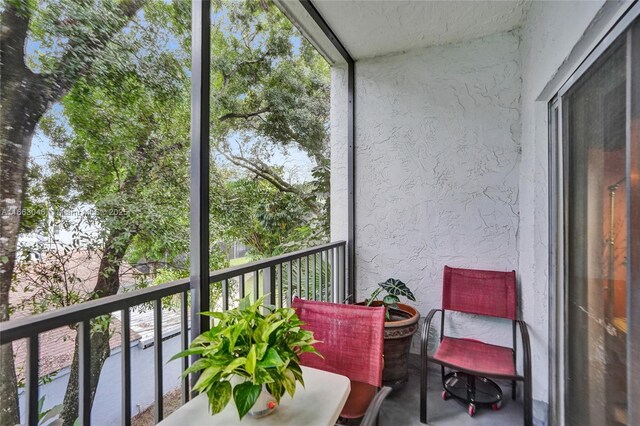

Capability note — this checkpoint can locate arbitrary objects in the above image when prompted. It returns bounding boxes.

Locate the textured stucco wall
[354,31,522,349]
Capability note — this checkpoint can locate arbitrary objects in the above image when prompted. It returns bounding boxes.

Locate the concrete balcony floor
[379,355,523,426]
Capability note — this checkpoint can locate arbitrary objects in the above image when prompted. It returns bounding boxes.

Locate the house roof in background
[10,250,142,380]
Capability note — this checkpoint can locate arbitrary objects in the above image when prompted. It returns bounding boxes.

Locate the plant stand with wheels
[441,371,503,417]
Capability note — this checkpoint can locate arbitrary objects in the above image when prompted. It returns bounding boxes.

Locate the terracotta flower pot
[360,301,420,390]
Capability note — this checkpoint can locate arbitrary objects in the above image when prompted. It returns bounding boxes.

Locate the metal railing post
[121,309,132,426]
[154,299,164,423]
[263,266,276,306]
[331,248,341,303]
[25,335,39,426]
[78,320,91,426]
[338,244,346,303]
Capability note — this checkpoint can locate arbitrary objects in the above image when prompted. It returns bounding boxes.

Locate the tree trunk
[0,2,146,423]
[1,5,49,425]
[60,230,132,426]
[0,346,20,426]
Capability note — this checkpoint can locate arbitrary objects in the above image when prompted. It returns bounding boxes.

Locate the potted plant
[170,295,320,419]
[365,278,420,390]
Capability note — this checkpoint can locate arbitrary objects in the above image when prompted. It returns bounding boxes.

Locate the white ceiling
[309,0,529,60]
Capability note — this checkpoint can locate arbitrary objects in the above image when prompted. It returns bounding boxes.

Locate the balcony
[2,240,532,426]
[2,0,639,425]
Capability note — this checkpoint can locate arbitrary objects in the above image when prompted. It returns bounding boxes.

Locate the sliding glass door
[551,14,639,426]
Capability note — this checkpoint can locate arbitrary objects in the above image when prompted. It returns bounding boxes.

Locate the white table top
[158,366,350,426]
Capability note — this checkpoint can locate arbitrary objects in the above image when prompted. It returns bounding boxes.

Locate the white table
[158,366,350,426]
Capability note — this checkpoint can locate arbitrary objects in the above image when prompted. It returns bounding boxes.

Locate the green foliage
[14,219,100,315]
[204,0,331,243]
[170,295,320,419]
[366,278,416,320]
[216,178,311,257]
[37,396,63,425]
[209,1,330,154]
[18,161,49,235]
[151,268,188,286]
[38,6,192,270]
[379,278,416,302]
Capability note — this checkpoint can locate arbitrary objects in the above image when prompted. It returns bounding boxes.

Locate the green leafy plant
[38,397,62,425]
[366,278,416,319]
[170,295,320,419]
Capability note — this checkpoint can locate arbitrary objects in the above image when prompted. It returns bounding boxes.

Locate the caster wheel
[441,390,450,401]
[468,403,476,417]
[492,401,502,411]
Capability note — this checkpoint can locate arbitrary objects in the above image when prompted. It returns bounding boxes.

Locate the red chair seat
[433,336,516,377]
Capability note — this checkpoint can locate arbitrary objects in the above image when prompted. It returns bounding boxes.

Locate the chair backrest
[442,265,517,320]
[292,298,385,388]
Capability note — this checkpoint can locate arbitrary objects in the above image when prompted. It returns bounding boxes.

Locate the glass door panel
[563,38,628,426]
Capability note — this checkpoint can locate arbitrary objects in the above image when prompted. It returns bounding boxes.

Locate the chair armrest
[516,319,533,425]
[516,319,531,379]
[360,386,392,426]
[421,309,443,357]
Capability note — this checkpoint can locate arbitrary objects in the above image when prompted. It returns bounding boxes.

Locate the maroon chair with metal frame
[419,266,532,425]
[292,297,391,425]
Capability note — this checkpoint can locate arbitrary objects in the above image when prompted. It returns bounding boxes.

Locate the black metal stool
[441,371,503,417]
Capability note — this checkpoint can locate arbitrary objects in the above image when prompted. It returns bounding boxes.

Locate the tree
[205,0,331,238]
[39,18,196,420]
[1,1,146,423]
[217,177,313,257]
[2,1,330,423]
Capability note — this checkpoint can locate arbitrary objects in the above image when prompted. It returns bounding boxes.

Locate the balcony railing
[0,241,346,426]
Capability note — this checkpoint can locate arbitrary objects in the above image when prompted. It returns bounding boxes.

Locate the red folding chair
[292,298,392,425]
[420,266,532,425]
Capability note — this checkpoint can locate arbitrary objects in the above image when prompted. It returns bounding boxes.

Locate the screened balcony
[2,1,640,426]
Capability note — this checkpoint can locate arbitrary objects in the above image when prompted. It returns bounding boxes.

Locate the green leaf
[38,396,46,420]
[255,342,269,360]
[168,346,205,362]
[246,345,257,376]
[238,295,252,311]
[227,322,244,352]
[222,357,247,375]
[382,294,400,305]
[266,378,284,401]
[289,363,305,387]
[180,358,210,378]
[233,382,261,419]
[193,366,219,393]
[262,319,285,341]
[282,369,297,398]
[200,311,227,320]
[258,348,284,368]
[378,278,416,301]
[207,381,232,414]
[39,403,63,423]
[254,367,275,385]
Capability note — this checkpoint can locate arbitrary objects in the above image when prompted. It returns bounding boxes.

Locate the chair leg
[524,378,532,426]
[512,380,516,400]
[420,356,428,423]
